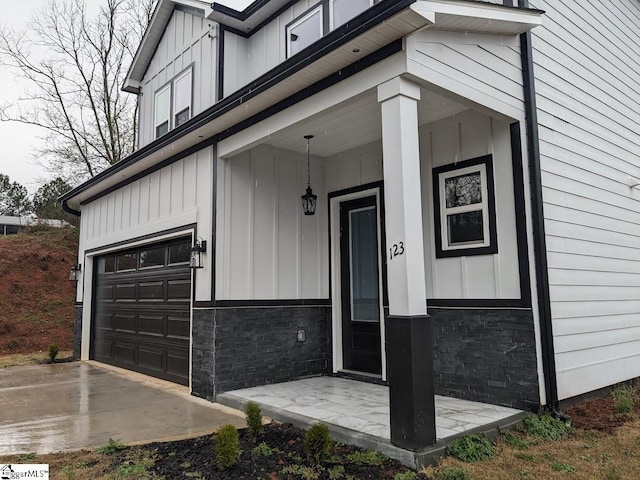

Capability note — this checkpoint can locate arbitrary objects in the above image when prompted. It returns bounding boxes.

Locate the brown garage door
[92,237,192,385]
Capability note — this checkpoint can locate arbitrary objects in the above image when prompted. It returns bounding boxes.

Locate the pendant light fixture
[301,134,317,216]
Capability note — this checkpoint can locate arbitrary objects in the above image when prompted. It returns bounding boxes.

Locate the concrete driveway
[0,362,245,455]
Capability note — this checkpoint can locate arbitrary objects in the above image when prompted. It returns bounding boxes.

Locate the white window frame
[173,67,193,128]
[154,84,171,139]
[433,156,498,258]
[330,0,374,29]
[286,4,324,58]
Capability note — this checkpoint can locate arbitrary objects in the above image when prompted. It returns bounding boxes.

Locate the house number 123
[389,242,405,260]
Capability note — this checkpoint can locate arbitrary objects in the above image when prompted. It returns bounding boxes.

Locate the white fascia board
[123,0,212,92]
[411,0,543,35]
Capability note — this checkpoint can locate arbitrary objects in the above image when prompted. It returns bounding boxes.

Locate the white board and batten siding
[138,8,217,148]
[216,145,328,300]
[528,0,640,399]
[420,110,522,300]
[78,148,215,302]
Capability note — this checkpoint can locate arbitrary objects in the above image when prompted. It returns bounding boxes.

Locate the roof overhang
[412,0,543,35]
[209,0,294,34]
[123,0,212,94]
[67,0,543,207]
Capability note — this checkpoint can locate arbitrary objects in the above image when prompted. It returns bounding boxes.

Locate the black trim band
[194,299,332,309]
[519,0,561,413]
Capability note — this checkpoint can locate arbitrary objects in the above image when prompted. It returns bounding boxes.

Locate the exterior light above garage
[301,135,317,216]
[190,240,207,269]
[68,263,82,281]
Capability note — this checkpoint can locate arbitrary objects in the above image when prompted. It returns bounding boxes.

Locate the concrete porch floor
[218,376,525,468]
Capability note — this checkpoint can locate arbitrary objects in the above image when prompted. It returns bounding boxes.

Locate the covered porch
[217,376,524,468]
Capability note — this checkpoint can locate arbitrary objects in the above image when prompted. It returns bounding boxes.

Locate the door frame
[329,184,387,380]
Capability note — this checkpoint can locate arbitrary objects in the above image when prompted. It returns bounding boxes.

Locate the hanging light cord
[306,136,311,187]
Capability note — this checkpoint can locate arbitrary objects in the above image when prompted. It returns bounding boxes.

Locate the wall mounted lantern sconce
[69,263,82,282]
[190,239,207,269]
[301,134,317,216]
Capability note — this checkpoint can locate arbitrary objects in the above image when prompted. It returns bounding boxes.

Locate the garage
[92,237,192,385]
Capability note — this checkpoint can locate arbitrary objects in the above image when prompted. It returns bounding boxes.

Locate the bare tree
[0,0,155,181]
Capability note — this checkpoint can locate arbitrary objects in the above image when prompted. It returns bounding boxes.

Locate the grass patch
[96,438,127,455]
[345,450,387,466]
[611,385,637,415]
[551,461,577,474]
[446,434,495,462]
[521,413,571,440]
[433,466,472,480]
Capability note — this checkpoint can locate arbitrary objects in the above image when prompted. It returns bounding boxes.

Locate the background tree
[0,174,32,216]
[0,0,155,181]
[32,177,78,226]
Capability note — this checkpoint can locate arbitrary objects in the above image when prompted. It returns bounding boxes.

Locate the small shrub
[214,424,240,469]
[612,385,636,415]
[521,414,570,441]
[434,466,472,480]
[245,401,264,440]
[446,434,495,463]
[96,438,126,455]
[48,343,59,363]
[328,465,345,479]
[345,450,387,466]
[394,471,416,480]
[251,442,273,457]
[7,340,18,350]
[304,423,332,465]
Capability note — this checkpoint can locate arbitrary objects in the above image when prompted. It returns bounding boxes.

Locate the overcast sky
[0,0,253,193]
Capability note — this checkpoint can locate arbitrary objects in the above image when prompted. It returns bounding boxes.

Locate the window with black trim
[153,66,193,138]
[331,0,372,28]
[173,69,192,127]
[432,155,498,258]
[287,4,324,57]
[154,85,170,138]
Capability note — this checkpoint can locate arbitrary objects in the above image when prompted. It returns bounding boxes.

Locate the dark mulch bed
[142,422,423,479]
[565,395,631,433]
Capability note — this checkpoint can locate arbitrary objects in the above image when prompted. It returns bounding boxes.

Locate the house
[60,0,640,452]
[0,215,68,235]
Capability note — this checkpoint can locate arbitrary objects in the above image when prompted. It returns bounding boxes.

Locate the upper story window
[331,0,373,28]
[174,69,192,127]
[432,155,498,258]
[154,85,171,138]
[286,0,375,58]
[287,5,324,57]
[154,66,193,139]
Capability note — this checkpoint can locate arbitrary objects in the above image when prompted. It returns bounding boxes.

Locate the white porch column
[378,76,436,450]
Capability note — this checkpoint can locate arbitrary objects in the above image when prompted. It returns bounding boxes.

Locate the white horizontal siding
[216,145,328,300]
[530,0,640,400]
[138,8,217,148]
[406,29,525,121]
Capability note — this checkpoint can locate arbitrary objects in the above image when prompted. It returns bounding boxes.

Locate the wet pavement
[0,362,245,455]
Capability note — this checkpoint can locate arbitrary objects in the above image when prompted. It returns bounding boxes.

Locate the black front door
[340,196,382,375]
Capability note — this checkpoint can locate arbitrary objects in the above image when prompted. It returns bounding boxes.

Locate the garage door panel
[115,283,137,301]
[168,279,191,300]
[139,281,164,300]
[114,313,136,333]
[167,315,190,338]
[92,237,191,386]
[138,315,165,336]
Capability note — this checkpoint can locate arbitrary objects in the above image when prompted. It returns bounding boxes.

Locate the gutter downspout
[518,0,569,422]
[62,199,81,217]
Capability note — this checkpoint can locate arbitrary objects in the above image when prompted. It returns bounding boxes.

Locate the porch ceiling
[259,87,468,158]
